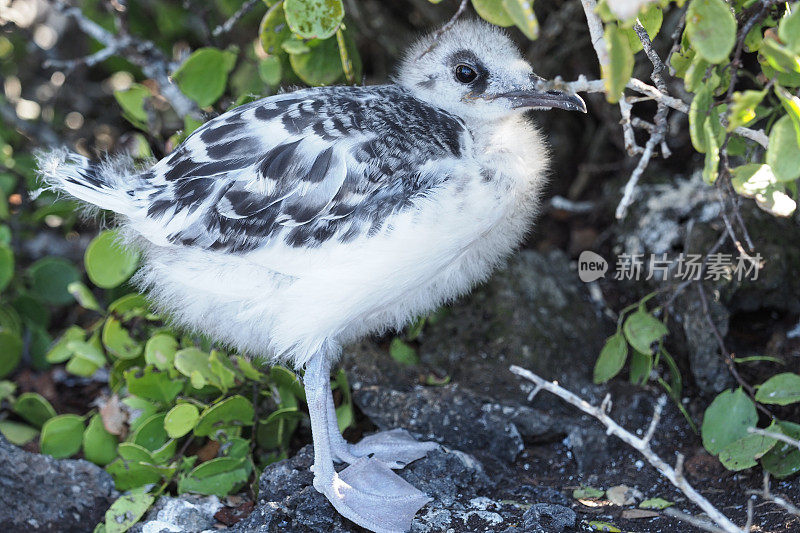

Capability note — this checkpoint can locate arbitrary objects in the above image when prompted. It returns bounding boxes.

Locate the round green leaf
[164,403,200,439]
[13,392,56,428]
[0,304,22,336]
[0,420,39,446]
[701,388,757,455]
[40,414,84,458]
[718,427,778,471]
[762,420,800,478]
[624,5,663,53]
[289,37,344,86]
[284,0,344,40]
[83,414,118,466]
[178,457,249,497]
[102,317,142,360]
[779,5,800,54]
[0,330,22,378]
[124,367,183,404]
[766,115,800,182]
[145,334,178,370]
[755,372,800,405]
[622,310,668,355]
[132,412,169,452]
[0,243,13,292]
[103,491,155,533]
[686,0,736,64]
[258,56,283,86]
[85,230,139,289]
[195,395,254,438]
[28,257,81,305]
[173,47,238,107]
[593,333,629,384]
[472,0,513,26]
[105,459,163,491]
[389,337,419,366]
[259,1,293,56]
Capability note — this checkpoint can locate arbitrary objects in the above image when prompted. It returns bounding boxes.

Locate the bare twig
[547,195,597,214]
[417,0,469,59]
[748,471,800,516]
[51,0,201,119]
[212,0,260,37]
[747,427,800,452]
[510,365,746,533]
[663,508,732,533]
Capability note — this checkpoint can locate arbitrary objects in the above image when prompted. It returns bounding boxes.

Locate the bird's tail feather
[35,148,144,216]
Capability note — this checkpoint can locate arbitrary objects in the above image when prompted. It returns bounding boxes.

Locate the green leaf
[779,4,800,54]
[67,339,107,367]
[144,334,178,371]
[83,414,118,466]
[686,0,736,64]
[624,5,663,53]
[702,116,720,183]
[628,349,652,385]
[0,330,22,378]
[258,56,283,86]
[775,85,800,146]
[623,310,667,355]
[122,396,159,433]
[587,521,621,532]
[283,0,344,40]
[289,37,343,86]
[132,412,169,452]
[472,0,514,27]
[767,114,800,182]
[689,83,713,153]
[259,1,293,56]
[195,395,254,439]
[389,337,419,366]
[731,163,796,217]
[28,257,81,305]
[107,293,149,315]
[755,372,800,405]
[67,281,103,312]
[0,420,39,445]
[125,367,183,404]
[85,230,139,289]
[46,326,86,364]
[164,403,200,439]
[236,355,264,381]
[40,414,84,458]
[572,486,604,499]
[761,420,800,478]
[208,350,237,392]
[103,489,155,533]
[593,333,629,384]
[178,457,248,497]
[102,317,143,360]
[0,304,22,336]
[639,497,673,510]
[173,47,238,107]
[118,443,154,463]
[114,84,150,128]
[0,243,12,291]
[718,424,778,471]
[761,38,800,74]
[270,365,305,401]
[13,392,56,428]
[502,0,539,40]
[726,90,765,132]
[0,380,15,402]
[602,23,634,103]
[105,459,163,491]
[701,388,757,455]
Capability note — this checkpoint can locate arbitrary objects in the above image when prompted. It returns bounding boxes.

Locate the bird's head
[398,19,586,123]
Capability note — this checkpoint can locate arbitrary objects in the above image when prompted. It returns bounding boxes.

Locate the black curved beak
[496,87,587,113]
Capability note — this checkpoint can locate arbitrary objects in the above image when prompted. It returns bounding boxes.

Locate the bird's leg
[304,350,431,533]
[324,383,439,469]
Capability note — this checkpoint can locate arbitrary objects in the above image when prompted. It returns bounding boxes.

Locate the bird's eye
[454,64,478,84]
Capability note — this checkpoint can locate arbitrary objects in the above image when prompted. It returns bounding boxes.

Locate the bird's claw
[332,428,440,469]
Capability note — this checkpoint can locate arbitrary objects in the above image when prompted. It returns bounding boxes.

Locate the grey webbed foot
[314,456,431,533]
[335,428,441,469]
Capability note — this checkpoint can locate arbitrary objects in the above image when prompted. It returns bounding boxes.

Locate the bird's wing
[139,85,469,253]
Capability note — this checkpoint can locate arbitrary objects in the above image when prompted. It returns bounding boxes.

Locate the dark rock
[235,445,543,533]
[566,426,610,475]
[129,494,222,533]
[0,434,116,532]
[522,503,576,533]
[354,384,524,462]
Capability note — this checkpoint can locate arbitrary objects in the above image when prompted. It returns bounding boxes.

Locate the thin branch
[747,427,800,452]
[748,471,800,517]
[417,0,469,59]
[510,365,745,533]
[212,0,260,37]
[52,0,201,119]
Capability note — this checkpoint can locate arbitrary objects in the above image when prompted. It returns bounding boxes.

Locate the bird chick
[38,19,585,533]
